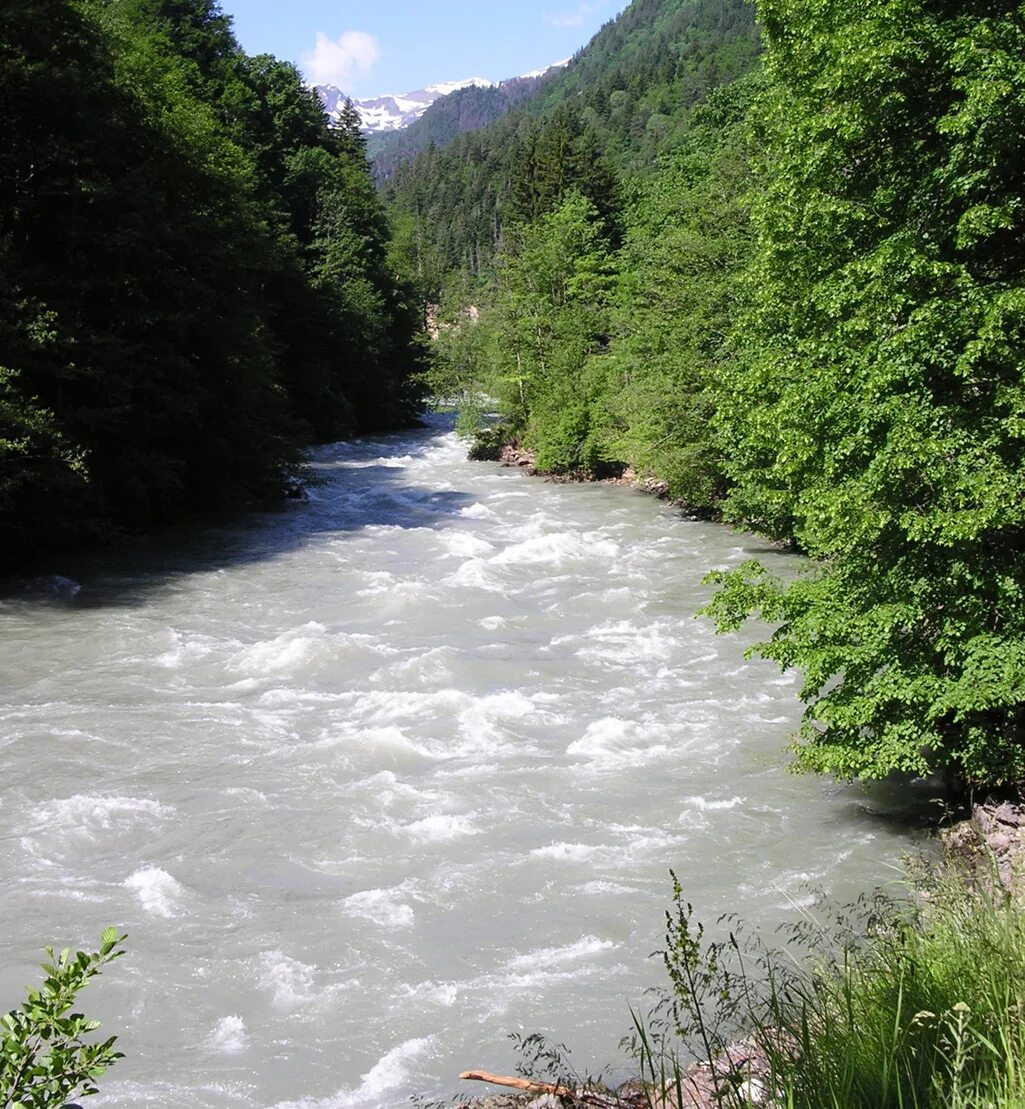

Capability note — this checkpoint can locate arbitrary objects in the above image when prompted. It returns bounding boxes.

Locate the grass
[630,866,1025,1109]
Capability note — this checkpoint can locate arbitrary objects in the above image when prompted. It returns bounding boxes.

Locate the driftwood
[458,1071,635,1108]
[458,1071,574,1098]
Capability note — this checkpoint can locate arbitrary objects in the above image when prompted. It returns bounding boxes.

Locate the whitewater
[0,416,922,1107]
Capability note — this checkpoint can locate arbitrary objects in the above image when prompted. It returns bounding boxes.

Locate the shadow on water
[828,772,956,837]
[0,418,476,611]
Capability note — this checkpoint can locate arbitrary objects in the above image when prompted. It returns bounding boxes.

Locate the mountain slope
[386,0,760,278]
[369,66,566,180]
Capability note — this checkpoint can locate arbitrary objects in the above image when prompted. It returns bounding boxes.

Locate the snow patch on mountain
[520,58,571,80]
[317,62,569,135]
[426,77,494,98]
[318,78,494,134]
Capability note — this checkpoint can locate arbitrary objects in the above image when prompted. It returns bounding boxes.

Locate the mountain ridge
[367,66,568,179]
[317,62,569,136]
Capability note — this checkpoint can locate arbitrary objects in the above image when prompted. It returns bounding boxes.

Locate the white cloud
[544,0,606,27]
[302,30,380,89]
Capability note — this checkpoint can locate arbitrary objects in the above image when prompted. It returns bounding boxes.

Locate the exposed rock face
[942,800,1025,893]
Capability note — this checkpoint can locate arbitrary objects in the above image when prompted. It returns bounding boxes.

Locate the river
[0,415,923,1107]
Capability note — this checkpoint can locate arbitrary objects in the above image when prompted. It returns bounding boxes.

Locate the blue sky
[224,0,630,96]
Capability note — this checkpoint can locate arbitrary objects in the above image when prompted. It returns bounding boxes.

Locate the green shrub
[1,930,126,1109]
[467,425,510,461]
[534,404,590,473]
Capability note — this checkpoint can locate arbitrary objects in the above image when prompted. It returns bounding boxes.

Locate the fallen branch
[458,1071,574,1098]
[457,1071,632,1108]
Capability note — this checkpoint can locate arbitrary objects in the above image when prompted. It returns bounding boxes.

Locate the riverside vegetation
[0,931,125,1108]
[1,0,424,569]
[456,818,1025,1109]
[630,852,1025,1109]
[402,0,1025,794]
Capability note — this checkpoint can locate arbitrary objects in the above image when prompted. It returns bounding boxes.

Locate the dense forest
[409,0,1025,791]
[383,0,759,283]
[0,0,423,567]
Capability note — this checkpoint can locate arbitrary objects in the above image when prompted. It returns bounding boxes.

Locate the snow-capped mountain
[317,78,494,134]
[519,58,570,80]
[316,62,570,135]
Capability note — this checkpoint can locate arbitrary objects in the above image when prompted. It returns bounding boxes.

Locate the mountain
[368,66,568,180]
[317,78,494,134]
[385,0,760,276]
[316,61,570,142]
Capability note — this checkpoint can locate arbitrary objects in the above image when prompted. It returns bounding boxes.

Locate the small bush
[1,929,126,1109]
[467,425,510,461]
[534,404,590,473]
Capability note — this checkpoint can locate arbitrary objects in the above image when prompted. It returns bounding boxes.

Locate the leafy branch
[0,929,126,1109]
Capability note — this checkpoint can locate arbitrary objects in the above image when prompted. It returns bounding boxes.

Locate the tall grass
[632,868,1025,1108]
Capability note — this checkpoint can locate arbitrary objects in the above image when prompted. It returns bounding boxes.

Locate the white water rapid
[0,416,923,1107]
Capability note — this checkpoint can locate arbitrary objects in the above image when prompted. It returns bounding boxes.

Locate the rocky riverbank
[476,438,689,508]
[941,799,1025,894]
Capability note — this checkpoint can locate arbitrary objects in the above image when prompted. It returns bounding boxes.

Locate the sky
[223,0,631,96]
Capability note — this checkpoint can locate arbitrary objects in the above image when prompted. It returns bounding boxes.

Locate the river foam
[0,415,922,1109]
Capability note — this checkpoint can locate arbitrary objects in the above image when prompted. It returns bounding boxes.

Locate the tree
[602,77,759,508]
[708,0,1025,786]
[0,0,423,564]
[489,192,616,471]
[0,367,89,560]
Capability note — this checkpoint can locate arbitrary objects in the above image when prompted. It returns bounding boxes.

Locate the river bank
[454,800,1025,1109]
[470,431,715,521]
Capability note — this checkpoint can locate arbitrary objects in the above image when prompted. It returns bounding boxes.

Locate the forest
[0,0,424,568]
[393,0,1025,792]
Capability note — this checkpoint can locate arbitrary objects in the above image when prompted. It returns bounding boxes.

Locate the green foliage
[0,0,423,566]
[601,76,759,507]
[0,365,91,557]
[1,929,126,1109]
[634,875,1025,1109]
[384,0,759,278]
[437,73,759,496]
[405,1,763,497]
[764,880,1025,1109]
[427,317,497,431]
[466,425,509,461]
[708,0,1025,785]
[482,192,617,471]
[413,0,1025,790]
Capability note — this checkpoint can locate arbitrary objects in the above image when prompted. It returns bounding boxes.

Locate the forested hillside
[384,0,759,283]
[414,0,1025,789]
[0,0,423,567]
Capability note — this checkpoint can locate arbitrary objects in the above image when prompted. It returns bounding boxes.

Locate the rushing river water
[0,416,923,1107]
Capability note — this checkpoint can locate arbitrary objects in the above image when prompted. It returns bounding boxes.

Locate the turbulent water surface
[0,417,922,1107]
